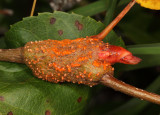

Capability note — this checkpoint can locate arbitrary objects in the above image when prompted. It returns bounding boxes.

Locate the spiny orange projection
[1,0,160,104]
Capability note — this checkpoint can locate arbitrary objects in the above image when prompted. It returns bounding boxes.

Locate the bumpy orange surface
[23,38,114,86]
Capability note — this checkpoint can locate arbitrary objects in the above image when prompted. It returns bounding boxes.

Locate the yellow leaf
[136,0,160,10]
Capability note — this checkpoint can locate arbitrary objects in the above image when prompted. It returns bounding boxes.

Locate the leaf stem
[94,0,136,40]
[0,48,24,63]
[101,74,160,105]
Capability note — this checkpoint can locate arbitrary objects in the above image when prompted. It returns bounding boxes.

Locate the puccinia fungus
[0,0,160,105]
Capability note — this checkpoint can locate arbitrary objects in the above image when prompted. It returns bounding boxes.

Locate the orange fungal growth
[23,38,114,86]
[92,60,101,67]
[23,36,140,86]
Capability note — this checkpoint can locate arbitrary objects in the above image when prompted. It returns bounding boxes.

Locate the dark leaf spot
[50,18,56,24]
[7,111,13,115]
[45,110,51,115]
[75,20,83,30]
[0,96,4,101]
[77,97,82,103]
[46,99,49,103]
[58,30,63,36]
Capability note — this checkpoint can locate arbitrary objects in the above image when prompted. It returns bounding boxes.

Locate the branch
[91,0,136,40]
[0,47,24,63]
[100,74,160,105]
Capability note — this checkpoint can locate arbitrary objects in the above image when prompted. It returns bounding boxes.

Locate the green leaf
[104,0,118,26]
[69,0,131,17]
[0,62,90,115]
[118,6,160,44]
[6,11,114,48]
[69,0,109,16]
[118,0,131,6]
[3,12,122,114]
[128,43,160,55]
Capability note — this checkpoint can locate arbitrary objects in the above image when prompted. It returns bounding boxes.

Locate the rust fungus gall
[50,17,56,24]
[0,96,4,101]
[75,20,83,30]
[7,111,13,115]
[77,97,82,103]
[45,110,51,115]
[58,30,63,36]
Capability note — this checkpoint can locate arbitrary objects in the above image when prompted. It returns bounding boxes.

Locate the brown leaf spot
[7,111,13,115]
[58,30,63,36]
[46,99,49,103]
[50,18,56,24]
[75,20,83,30]
[45,110,51,115]
[77,97,82,103]
[0,96,4,101]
